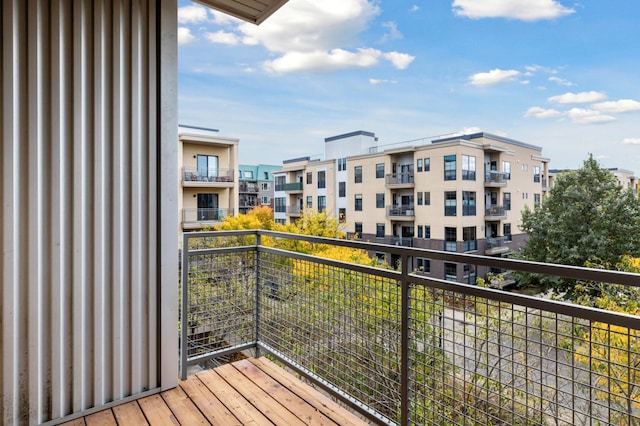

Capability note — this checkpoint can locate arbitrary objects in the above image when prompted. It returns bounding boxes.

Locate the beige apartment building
[179,127,239,231]
[274,131,550,283]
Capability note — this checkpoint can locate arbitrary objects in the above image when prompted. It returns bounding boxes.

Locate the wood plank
[232,359,339,425]
[215,363,307,426]
[60,418,86,425]
[161,386,209,425]
[138,394,180,426]
[112,401,150,425]
[250,358,369,426]
[84,409,117,426]
[197,368,273,425]
[179,375,240,426]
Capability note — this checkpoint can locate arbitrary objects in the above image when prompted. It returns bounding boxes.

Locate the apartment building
[274,131,550,283]
[179,127,239,231]
[548,167,638,196]
[238,164,280,214]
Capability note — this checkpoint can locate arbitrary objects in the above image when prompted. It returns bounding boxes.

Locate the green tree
[518,155,640,299]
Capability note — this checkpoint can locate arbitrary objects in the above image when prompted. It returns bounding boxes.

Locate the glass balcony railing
[181,208,233,223]
[181,231,640,425]
[182,167,234,183]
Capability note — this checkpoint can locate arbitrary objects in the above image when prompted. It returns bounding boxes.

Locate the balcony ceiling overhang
[193,0,290,24]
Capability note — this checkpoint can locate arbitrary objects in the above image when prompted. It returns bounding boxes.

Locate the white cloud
[264,48,382,73]
[383,52,415,69]
[548,76,574,86]
[410,5,420,12]
[469,69,520,86]
[524,106,563,119]
[178,27,196,46]
[566,108,616,124]
[380,21,403,43]
[548,91,607,104]
[208,10,242,25]
[452,0,575,21]
[369,78,397,85]
[592,99,640,113]
[205,30,241,45]
[178,5,209,24]
[622,138,640,145]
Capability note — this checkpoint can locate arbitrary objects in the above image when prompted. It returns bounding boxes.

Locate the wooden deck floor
[62,357,370,425]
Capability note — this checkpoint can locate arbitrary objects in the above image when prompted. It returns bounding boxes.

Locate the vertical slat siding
[0,1,177,424]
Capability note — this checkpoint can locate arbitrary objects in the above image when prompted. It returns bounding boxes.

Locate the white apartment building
[274,131,550,283]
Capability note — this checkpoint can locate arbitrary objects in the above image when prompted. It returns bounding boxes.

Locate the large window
[417,158,423,172]
[445,191,457,216]
[534,193,541,207]
[317,196,326,212]
[355,222,363,235]
[416,258,430,273]
[444,262,457,282]
[503,192,511,210]
[504,223,512,241]
[354,166,363,183]
[417,225,423,238]
[462,155,476,180]
[463,226,477,251]
[338,181,346,197]
[424,225,431,239]
[355,194,363,211]
[502,161,511,180]
[197,154,218,178]
[275,176,285,191]
[275,197,286,213]
[417,192,423,205]
[462,191,476,216]
[376,223,385,238]
[444,155,456,180]
[445,227,457,252]
[306,196,312,208]
[376,193,385,208]
[338,158,346,171]
[376,163,385,179]
[317,171,326,189]
[424,158,430,171]
[306,172,312,184]
[533,166,541,183]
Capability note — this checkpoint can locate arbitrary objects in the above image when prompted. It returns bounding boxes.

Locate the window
[417,192,423,205]
[354,166,362,183]
[462,191,476,216]
[533,166,541,183]
[424,226,431,239]
[444,263,457,282]
[462,155,476,180]
[317,196,326,212]
[424,158,430,171]
[306,196,312,208]
[463,226,477,251]
[355,194,363,211]
[197,154,219,179]
[376,163,385,178]
[445,227,457,252]
[503,223,512,241]
[338,158,346,171]
[260,182,270,191]
[416,258,430,273]
[417,225,423,238]
[275,197,286,213]
[445,191,457,216]
[275,176,285,191]
[243,170,253,178]
[317,171,326,189]
[338,181,346,197]
[376,193,385,208]
[339,208,346,223]
[534,193,541,207]
[503,192,511,210]
[463,264,476,285]
[376,223,385,238]
[502,161,511,179]
[264,172,269,179]
[262,196,270,204]
[444,155,456,180]
[417,158,423,172]
[306,172,312,184]
[275,218,286,225]
[355,222,363,235]
[425,192,430,205]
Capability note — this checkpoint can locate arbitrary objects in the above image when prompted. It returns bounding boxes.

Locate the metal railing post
[400,252,411,426]
[255,231,262,357]
[180,233,189,380]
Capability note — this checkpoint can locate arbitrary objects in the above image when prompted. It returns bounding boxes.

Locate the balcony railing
[182,167,234,183]
[181,208,233,223]
[287,205,302,215]
[239,182,259,193]
[387,205,415,217]
[484,171,508,186]
[485,204,506,218]
[284,182,303,192]
[181,231,640,425]
[385,173,415,186]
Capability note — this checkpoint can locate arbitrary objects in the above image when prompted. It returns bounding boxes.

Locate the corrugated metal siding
[0,0,178,424]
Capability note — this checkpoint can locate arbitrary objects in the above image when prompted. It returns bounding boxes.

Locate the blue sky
[178,0,640,172]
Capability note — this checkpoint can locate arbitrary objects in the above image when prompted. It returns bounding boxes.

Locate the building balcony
[181,208,233,229]
[239,182,259,193]
[484,171,508,187]
[387,205,415,221]
[485,236,510,255]
[284,182,303,193]
[391,237,414,247]
[385,173,415,188]
[181,230,640,425]
[287,205,302,216]
[182,167,234,187]
[485,205,507,220]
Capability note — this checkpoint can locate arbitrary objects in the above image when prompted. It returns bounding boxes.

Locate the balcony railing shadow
[181,230,640,425]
